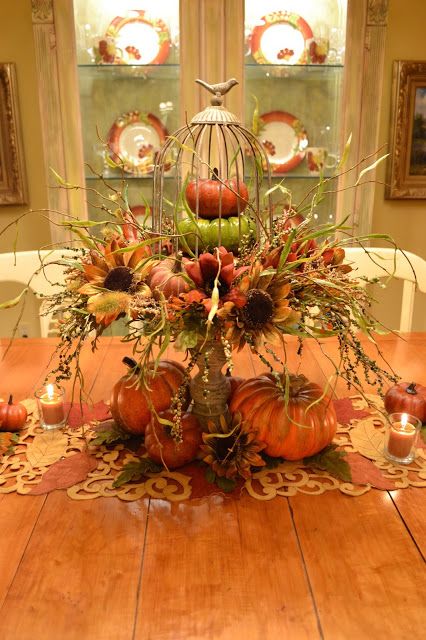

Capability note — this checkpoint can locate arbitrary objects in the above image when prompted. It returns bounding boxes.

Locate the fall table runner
[0,395,425,501]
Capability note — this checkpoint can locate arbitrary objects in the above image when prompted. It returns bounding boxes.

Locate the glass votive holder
[384,412,421,464]
[35,384,66,430]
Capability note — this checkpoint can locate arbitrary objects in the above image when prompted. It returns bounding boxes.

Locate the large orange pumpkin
[145,410,202,469]
[229,373,337,460]
[110,357,189,435]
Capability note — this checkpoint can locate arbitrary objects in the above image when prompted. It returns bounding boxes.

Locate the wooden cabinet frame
[32,0,388,242]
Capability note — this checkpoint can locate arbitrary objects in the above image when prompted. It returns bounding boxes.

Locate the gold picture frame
[386,60,426,199]
[0,63,27,205]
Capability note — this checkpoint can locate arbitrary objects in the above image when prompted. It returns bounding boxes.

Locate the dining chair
[0,249,76,337]
[344,246,426,332]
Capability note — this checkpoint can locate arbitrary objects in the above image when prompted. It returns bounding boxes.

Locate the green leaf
[205,466,216,484]
[175,329,199,351]
[113,457,162,488]
[304,444,352,482]
[216,476,237,493]
[90,423,131,446]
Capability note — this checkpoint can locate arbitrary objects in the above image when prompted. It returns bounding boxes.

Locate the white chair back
[344,247,426,332]
[0,250,76,337]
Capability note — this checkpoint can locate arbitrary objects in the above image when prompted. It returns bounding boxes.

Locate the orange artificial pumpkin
[0,395,28,432]
[145,410,202,469]
[384,382,426,423]
[148,253,191,298]
[110,358,189,435]
[185,168,249,219]
[229,373,337,460]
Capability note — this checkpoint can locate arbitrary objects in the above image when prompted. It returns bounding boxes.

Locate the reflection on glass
[244,0,347,226]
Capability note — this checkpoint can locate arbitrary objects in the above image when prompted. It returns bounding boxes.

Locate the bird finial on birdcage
[195,78,239,105]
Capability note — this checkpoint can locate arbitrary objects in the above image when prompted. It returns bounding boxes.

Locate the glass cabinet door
[244,0,347,224]
[72,0,181,223]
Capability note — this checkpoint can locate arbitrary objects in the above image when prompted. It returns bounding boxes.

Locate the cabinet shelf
[77,63,180,81]
[245,63,344,81]
[85,174,175,181]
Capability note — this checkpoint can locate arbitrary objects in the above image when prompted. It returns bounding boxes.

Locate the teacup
[305,37,329,64]
[306,147,338,175]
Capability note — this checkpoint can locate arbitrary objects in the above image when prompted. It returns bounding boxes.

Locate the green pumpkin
[177,215,256,254]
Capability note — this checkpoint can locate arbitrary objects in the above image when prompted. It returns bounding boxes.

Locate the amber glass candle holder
[35,384,66,430]
[384,412,421,464]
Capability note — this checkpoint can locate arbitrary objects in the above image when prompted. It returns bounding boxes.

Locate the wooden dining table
[0,334,425,640]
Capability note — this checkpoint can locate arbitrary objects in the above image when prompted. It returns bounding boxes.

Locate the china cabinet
[31,0,389,242]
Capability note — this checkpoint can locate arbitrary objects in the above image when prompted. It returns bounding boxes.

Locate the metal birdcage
[152,78,273,256]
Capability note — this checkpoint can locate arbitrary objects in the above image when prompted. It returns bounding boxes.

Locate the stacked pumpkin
[178,168,256,254]
[110,357,202,469]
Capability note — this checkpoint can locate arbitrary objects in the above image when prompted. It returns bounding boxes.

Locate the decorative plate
[107,111,168,175]
[96,10,171,65]
[250,11,313,65]
[258,111,308,173]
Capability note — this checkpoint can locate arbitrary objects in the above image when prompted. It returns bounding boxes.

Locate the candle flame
[46,384,55,400]
[401,413,408,428]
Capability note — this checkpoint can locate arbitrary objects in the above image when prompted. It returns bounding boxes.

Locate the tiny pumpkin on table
[384,382,426,423]
[0,395,28,432]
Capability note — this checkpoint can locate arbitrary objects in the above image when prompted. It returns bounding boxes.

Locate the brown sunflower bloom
[201,414,266,480]
[78,238,153,327]
[221,261,300,349]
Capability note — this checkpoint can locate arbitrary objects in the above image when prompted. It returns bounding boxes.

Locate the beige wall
[0,2,51,252]
[0,2,51,337]
[372,0,426,330]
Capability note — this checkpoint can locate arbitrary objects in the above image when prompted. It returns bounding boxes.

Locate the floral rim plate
[259,111,308,173]
[107,111,168,175]
[250,11,313,65]
[97,10,171,65]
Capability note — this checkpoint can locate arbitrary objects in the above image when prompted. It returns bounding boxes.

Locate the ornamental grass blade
[354,153,389,186]
[0,288,28,310]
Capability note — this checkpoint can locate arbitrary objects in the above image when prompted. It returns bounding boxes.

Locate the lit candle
[386,413,419,461]
[36,384,65,428]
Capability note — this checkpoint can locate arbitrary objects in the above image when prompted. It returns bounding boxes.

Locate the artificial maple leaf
[28,452,98,494]
[333,397,371,424]
[64,401,111,429]
[345,452,395,490]
[26,430,68,468]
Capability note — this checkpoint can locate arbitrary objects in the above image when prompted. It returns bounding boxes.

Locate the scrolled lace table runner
[0,395,425,501]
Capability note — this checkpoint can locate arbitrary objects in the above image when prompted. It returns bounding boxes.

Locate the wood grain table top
[0,335,425,640]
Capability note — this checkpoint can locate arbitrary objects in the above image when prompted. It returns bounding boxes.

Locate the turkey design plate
[107,111,168,175]
[99,10,170,65]
[250,11,313,65]
[259,111,308,173]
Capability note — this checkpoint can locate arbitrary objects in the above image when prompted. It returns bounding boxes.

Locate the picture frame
[0,63,27,205]
[386,60,426,199]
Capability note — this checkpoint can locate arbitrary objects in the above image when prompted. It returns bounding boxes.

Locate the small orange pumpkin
[145,410,202,469]
[229,373,337,460]
[148,253,191,298]
[384,382,426,423]
[185,168,249,219]
[110,358,189,435]
[0,395,27,432]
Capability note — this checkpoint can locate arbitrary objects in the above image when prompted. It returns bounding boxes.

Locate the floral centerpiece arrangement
[0,79,403,490]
